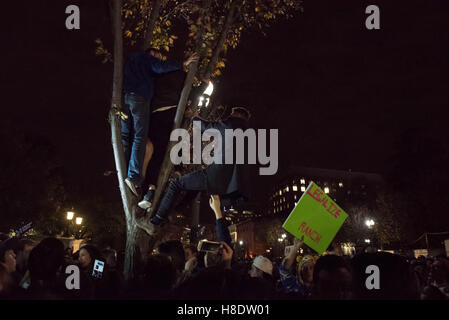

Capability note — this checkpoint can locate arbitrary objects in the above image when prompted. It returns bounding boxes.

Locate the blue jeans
[151,169,208,225]
[121,93,150,186]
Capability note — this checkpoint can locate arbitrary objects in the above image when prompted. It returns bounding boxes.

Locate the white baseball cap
[252,256,273,276]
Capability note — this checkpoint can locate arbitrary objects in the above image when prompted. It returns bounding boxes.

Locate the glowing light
[300,186,306,192]
[324,187,330,194]
[66,211,75,220]
[365,219,375,227]
[75,217,83,225]
[204,81,214,96]
[293,185,298,191]
[365,239,370,243]
[239,240,243,245]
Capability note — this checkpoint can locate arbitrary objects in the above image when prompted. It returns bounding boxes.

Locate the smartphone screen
[92,259,105,279]
[200,241,221,252]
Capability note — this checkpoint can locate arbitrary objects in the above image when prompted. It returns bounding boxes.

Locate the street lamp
[239,240,243,246]
[281,234,286,239]
[66,211,75,220]
[365,219,375,228]
[75,217,83,225]
[365,239,371,243]
[197,81,214,109]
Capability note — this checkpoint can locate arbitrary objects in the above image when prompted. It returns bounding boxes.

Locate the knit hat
[252,256,273,276]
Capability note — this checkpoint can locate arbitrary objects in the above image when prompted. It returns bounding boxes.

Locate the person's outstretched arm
[283,236,304,271]
[209,195,232,248]
[149,53,199,74]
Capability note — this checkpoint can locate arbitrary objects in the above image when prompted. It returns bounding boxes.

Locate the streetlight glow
[239,240,243,246]
[75,217,83,225]
[281,234,286,239]
[365,239,370,243]
[365,219,375,227]
[66,211,75,220]
[324,187,330,194]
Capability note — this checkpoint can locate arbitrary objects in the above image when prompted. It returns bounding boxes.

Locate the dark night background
[1,1,448,234]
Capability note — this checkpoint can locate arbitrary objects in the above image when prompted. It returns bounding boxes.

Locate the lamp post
[365,219,375,228]
[65,211,75,237]
[364,218,377,248]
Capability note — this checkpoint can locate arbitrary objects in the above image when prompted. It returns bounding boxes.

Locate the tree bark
[109,0,137,280]
[142,0,162,51]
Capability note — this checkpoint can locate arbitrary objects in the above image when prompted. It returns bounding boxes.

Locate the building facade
[269,166,384,216]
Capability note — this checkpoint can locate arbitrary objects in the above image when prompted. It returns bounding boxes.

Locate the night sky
[2,0,448,207]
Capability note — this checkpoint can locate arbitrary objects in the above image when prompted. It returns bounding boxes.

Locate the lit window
[339,182,343,187]
[300,178,305,185]
[300,186,306,192]
[294,195,297,200]
[292,185,298,191]
[280,190,282,196]
[324,187,330,194]
[285,186,289,192]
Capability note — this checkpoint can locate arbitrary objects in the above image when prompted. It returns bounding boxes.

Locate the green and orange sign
[282,182,348,254]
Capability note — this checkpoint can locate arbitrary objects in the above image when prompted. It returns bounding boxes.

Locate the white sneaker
[138,199,152,210]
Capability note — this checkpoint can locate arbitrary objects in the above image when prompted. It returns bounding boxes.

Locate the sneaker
[136,217,158,236]
[138,189,155,210]
[138,199,152,210]
[125,178,139,197]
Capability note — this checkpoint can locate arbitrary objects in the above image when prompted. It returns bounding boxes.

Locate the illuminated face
[78,248,92,269]
[2,249,16,273]
[249,265,263,278]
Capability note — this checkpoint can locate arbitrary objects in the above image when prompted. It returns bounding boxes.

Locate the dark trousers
[151,169,208,224]
[146,108,177,187]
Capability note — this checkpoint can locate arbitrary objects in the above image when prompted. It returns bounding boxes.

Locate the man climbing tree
[122,47,198,196]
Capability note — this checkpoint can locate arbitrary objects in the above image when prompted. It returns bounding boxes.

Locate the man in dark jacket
[138,72,210,210]
[137,107,251,236]
[122,48,198,196]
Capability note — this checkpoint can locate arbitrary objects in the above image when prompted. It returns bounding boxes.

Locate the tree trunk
[142,0,162,51]
[109,0,137,280]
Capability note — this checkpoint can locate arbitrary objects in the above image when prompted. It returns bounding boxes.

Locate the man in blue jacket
[122,48,198,196]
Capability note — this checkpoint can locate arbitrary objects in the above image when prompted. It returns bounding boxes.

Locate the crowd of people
[2,41,448,302]
[1,195,448,300]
